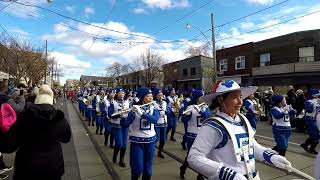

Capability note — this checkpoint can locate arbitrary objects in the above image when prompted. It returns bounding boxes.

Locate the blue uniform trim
[186,132,197,138]
[263,150,276,164]
[111,123,121,128]
[219,166,236,180]
[203,120,229,149]
[154,123,167,127]
[129,135,157,143]
[216,115,244,126]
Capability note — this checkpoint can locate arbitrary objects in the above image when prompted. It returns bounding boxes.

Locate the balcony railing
[252,61,320,76]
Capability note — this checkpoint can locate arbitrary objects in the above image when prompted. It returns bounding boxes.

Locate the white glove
[270,155,291,170]
[133,105,143,116]
[233,173,248,180]
[194,105,201,112]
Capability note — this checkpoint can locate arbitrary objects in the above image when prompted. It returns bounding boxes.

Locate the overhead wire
[89,0,119,49]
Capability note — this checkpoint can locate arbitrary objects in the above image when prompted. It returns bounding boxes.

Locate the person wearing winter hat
[94,90,105,135]
[166,88,179,141]
[26,86,39,104]
[270,95,296,156]
[11,84,71,180]
[243,94,258,129]
[300,89,320,154]
[153,88,167,158]
[123,87,159,180]
[188,80,292,180]
[180,89,211,179]
[179,88,194,151]
[108,88,130,167]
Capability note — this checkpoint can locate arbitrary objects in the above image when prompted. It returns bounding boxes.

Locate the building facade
[252,29,320,94]
[216,42,254,86]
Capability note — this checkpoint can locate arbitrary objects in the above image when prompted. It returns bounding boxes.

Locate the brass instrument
[174,96,181,117]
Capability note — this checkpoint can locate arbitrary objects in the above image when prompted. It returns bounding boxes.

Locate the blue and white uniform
[95,94,104,134]
[166,93,178,140]
[154,100,167,143]
[271,104,295,156]
[108,97,130,167]
[187,111,277,180]
[124,88,160,179]
[180,97,191,150]
[301,90,320,154]
[244,99,257,129]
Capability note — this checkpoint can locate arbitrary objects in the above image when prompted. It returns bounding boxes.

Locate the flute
[111,101,156,117]
[182,102,206,115]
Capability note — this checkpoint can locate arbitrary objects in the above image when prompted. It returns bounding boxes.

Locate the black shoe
[110,145,114,149]
[181,142,187,150]
[300,143,309,152]
[179,166,185,179]
[158,151,165,159]
[96,130,99,134]
[309,149,318,154]
[99,132,103,135]
[170,137,176,141]
[119,161,126,167]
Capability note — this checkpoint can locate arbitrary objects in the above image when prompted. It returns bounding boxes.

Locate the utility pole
[211,13,217,83]
[45,40,47,84]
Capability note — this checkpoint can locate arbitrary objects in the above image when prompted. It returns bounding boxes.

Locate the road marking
[255,135,301,146]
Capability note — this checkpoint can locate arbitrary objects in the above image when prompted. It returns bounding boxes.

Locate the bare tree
[0,34,48,86]
[186,42,211,58]
[138,49,164,87]
[105,62,122,87]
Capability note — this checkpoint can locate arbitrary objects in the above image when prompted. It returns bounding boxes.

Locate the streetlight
[186,23,211,47]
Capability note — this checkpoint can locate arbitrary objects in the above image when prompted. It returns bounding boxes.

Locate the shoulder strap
[203,117,229,149]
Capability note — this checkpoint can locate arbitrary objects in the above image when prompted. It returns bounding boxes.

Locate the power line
[215,9,320,43]
[152,0,215,35]
[216,0,290,28]
[89,0,119,49]
[0,0,13,12]
[9,0,184,44]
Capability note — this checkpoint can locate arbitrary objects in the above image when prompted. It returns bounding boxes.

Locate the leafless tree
[137,49,164,87]
[186,42,211,58]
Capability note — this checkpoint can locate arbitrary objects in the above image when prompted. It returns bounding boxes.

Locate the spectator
[0,81,13,178]
[0,84,25,115]
[287,85,297,106]
[26,86,39,104]
[11,85,71,180]
[293,89,306,132]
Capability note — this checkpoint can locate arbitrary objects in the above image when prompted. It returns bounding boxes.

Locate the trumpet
[111,101,156,117]
[182,102,206,115]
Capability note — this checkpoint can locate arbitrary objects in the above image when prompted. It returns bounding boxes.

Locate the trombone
[111,101,156,117]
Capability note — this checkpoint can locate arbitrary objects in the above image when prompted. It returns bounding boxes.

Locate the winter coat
[294,95,306,115]
[12,103,71,179]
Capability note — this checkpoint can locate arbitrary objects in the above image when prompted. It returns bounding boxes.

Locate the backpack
[0,103,17,133]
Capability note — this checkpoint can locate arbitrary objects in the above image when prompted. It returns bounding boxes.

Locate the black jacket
[12,103,71,179]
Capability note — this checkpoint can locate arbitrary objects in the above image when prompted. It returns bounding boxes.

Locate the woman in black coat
[12,85,71,180]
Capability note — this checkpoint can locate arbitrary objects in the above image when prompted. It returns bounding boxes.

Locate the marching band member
[100,90,112,146]
[301,89,320,154]
[180,89,211,179]
[153,88,167,158]
[86,90,95,126]
[244,94,258,129]
[108,88,130,167]
[179,89,193,151]
[314,108,320,179]
[270,95,296,156]
[188,80,291,180]
[95,89,105,135]
[166,88,179,141]
[123,87,159,180]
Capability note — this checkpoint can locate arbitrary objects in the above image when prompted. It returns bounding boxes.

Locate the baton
[285,165,315,180]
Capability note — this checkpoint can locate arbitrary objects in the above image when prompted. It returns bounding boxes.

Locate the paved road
[71,101,318,180]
